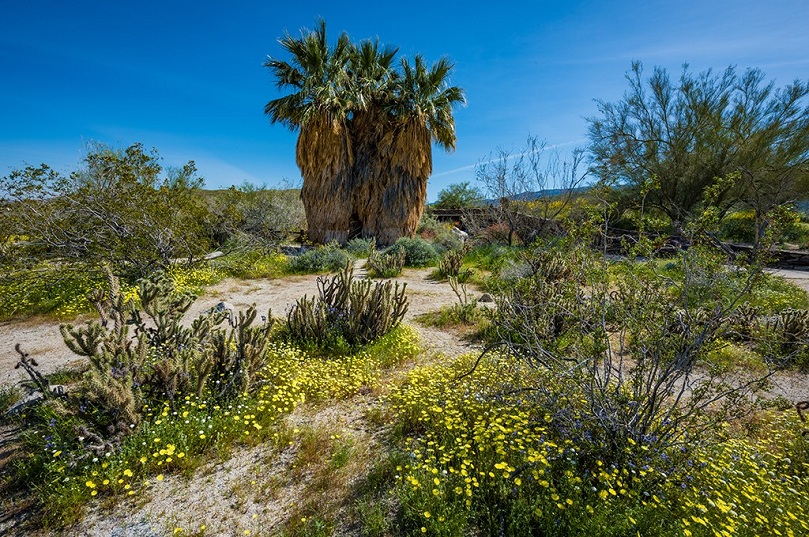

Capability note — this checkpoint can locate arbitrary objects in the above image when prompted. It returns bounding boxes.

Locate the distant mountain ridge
[477,185,592,205]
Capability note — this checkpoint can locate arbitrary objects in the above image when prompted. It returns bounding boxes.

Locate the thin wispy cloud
[757,58,809,71]
[432,139,585,178]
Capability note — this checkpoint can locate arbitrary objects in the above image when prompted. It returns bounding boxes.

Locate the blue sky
[1,0,807,200]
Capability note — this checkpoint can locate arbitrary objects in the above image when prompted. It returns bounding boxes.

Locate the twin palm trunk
[300,115,431,246]
[296,117,353,244]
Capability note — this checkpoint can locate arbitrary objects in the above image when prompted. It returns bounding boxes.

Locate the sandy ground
[0,262,477,387]
[66,395,388,537]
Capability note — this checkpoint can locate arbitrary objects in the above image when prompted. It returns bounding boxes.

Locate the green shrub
[463,243,520,272]
[345,237,375,257]
[747,273,809,313]
[0,264,104,320]
[288,242,353,273]
[367,246,406,278]
[213,249,288,279]
[387,237,438,267]
[647,249,807,314]
[719,210,809,245]
[481,238,778,477]
[782,221,809,244]
[416,213,444,236]
[719,211,756,243]
[703,339,767,373]
[1,144,212,279]
[417,215,463,253]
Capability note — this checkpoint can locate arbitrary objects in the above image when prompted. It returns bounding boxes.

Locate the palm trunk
[296,117,353,244]
[351,108,387,240]
[369,120,431,245]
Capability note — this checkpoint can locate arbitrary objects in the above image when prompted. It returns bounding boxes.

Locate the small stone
[479,293,494,303]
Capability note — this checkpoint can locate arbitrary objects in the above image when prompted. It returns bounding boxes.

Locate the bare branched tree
[473,136,588,245]
[474,197,792,467]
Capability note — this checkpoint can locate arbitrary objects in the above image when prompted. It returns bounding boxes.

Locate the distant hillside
[196,188,301,201]
[479,185,592,205]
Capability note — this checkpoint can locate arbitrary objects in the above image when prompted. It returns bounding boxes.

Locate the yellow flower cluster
[387,354,809,536]
[667,415,809,537]
[167,265,224,294]
[0,265,101,319]
[261,325,420,402]
[387,355,594,530]
[222,251,289,279]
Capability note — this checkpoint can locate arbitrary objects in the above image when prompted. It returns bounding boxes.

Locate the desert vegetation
[1,47,809,537]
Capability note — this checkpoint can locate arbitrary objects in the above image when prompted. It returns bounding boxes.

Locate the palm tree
[369,55,466,244]
[263,20,355,243]
[265,24,465,245]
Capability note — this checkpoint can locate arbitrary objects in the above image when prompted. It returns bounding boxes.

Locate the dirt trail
[767,267,809,293]
[0,263,479,387]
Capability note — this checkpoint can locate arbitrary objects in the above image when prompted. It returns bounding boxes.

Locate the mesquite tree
[588,62,809,236]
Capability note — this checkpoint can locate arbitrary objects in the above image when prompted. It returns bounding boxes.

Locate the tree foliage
[0,143,210,277]
[201,183,305,250]
[432,181,484,210]
[588,62,809,228]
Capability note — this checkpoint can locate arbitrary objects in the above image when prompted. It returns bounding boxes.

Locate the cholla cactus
[60,269,150,435]
[726,304,761,341]
[522,247,572,282]
[207,306,274,399]
[367,245,406,278]
[769,309,809,344]
[58,268,275,446]
[287,261,408,347]
[448,276,478,323]
[762,309,809,367]
[437,244,471,279]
